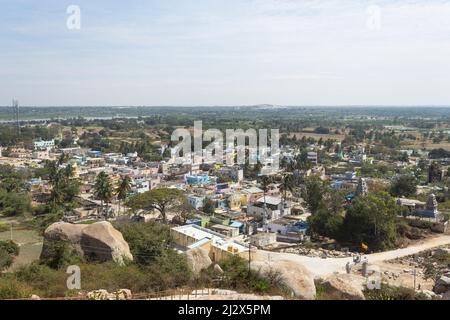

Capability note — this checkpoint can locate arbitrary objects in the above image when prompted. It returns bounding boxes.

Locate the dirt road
[257,234,450,277]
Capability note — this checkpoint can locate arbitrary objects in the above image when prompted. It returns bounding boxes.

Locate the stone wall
[406,218,449,234]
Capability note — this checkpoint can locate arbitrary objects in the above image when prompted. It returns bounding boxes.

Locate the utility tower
[12,99,20,135]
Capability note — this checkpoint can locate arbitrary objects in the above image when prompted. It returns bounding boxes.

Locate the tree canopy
[341,192,399,252]
[126,188,185,223]
[302,176,330,214]
[94,172,113,207]
[389,175,418,198]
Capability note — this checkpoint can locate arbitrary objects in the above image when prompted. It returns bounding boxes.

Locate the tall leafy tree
[126,188,185,224]
[307,206,344,239]
[342,191,399,252]
[302,176,329,214]
[0,165,27,193]
[389,175,417,198]
[294,151,312,171]
[203,197,216,215]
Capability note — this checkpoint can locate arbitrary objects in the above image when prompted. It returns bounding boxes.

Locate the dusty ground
[373,261,434,290]
[149,289,284,300]
[258,234,450,278]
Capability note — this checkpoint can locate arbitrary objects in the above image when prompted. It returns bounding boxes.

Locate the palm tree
[47,161,79,209]
[280,173,294,204]
[94,172,113,219]
[116,176,131,215]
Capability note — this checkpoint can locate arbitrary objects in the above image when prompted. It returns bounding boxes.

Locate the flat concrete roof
[172,224,225,242]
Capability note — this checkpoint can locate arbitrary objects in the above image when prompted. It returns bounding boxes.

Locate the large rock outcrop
[250,259,316,300]
[433,275,450,294]
[41,222,87,257]
[80,222,133,264]
[41,221,133,265]
[186,248,212,274]
[320,274,365,300]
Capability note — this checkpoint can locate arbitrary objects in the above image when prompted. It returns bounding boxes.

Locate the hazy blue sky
[1,0,450,106]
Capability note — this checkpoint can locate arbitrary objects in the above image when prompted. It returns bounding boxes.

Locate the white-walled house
[246,196,291,221]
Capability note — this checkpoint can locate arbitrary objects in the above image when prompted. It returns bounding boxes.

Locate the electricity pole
[247,222,252,278]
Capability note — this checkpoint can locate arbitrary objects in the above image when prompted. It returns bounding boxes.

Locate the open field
[288,131,346,142]
[0,218,43,271]
[403,141,450,151]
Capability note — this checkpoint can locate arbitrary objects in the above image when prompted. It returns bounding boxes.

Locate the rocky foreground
[41,221,133,265]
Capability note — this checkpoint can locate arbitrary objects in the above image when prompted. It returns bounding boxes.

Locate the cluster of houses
[1,132,449,262]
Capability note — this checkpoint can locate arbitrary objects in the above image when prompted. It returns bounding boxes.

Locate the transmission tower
[12,99,20,135]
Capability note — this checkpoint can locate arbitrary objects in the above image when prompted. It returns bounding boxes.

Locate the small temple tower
[414,194,441,221]
[426,194,439,216]
[355,177,368,197]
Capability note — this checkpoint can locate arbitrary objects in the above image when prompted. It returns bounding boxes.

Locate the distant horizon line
[2,105,450,108]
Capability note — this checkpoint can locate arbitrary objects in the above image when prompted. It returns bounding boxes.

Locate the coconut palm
[94,172,113,218]
[280,173,295,217]
[116,176,132,215]
[280,173,294,203]
[46,161,79,209]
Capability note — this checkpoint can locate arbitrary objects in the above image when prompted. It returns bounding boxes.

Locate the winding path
[257,234,450,277]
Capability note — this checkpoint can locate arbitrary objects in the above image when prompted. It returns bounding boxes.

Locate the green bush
[211,255,284,295]
[364,284,426,300]
[0,223,9,232]
[15,263,68,298]
[39,241,82,270]
[0,249,14,271]
[78,262,152,293]
[0,240,19,271]
[3,258,192,299]
[314,279,331,300]
[251,278,270,293]
[0,240,19,256]
[115,221,174,266]
[0,276,34,299]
